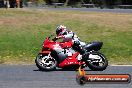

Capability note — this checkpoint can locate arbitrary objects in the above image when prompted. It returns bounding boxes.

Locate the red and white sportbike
[35,35,108,71]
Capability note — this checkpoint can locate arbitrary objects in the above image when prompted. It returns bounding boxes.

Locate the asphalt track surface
[41,8,132,13]
[0,65,131,88]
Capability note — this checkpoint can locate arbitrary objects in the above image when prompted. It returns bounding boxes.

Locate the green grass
[0,8,132,65]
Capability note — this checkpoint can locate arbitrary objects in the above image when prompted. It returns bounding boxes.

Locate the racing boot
[77,46,88,61]
[73,41,88,61]
[77,45,89,62]
[82,52,89,61]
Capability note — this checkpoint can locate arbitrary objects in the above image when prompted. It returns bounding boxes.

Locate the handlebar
[48,34,54,39]
[52,37,58,41]
[46,34,58,42]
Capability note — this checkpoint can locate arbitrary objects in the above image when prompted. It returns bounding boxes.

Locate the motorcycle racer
[53,25,86,60]
[35,25,108,71]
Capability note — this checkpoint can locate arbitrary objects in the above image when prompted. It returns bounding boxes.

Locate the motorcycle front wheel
[35,54,57,71]
[85,51,108,71]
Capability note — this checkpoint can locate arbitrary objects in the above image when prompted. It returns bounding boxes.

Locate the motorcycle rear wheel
[85,51,108,71]
[35,54,57,71]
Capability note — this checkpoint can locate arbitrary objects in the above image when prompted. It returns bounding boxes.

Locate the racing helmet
[56,25,67,36]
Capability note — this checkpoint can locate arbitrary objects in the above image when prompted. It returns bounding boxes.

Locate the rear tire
[85,51,108,71]
[35,54,57,71]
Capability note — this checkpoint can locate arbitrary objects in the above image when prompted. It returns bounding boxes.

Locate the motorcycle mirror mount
[48,34,54,39]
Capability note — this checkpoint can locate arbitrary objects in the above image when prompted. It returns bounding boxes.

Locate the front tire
[35,54,57,71]
[85,51,108,71]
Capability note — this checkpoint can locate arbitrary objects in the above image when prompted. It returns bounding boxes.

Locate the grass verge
[0,8,132,65]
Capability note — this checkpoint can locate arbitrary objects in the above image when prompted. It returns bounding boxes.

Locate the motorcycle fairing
[55,49,68,62]
[58,52,80,68]
[52,47,76,63]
